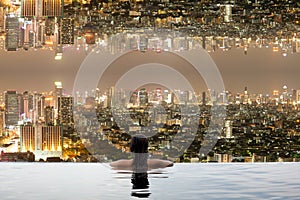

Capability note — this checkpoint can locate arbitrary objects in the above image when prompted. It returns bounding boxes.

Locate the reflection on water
[0,163,300,200]
[113,169,170,198]
[131,173,150,198]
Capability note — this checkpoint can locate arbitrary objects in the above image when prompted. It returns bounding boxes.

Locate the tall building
[0,106,5,136]
[138,88,148,106]
[23,91,34,120]
[45,106,55,125]
[20,125,35,152]
[20,124,62,160]
[5,15,20,51]
[45,17,55,36]
[53,81,63,110]
[224,120,233,138]
[41,125,62,152]
[296,90,300,104]
[5,91,20,127]
[21,0,37,17]
[42,0,63,17]
[0,7,4,32]
[57,96,74,128]
[59,18,74,44]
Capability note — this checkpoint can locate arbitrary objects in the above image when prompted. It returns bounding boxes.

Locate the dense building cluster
[0,0,299,55]
[0,81,300,162]
[74,85,300,162]
[1,0,300,162]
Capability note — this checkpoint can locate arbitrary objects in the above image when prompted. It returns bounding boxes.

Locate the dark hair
[130,134,148,153]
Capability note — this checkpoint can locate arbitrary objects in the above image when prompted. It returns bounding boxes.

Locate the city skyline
[0,46,299,95]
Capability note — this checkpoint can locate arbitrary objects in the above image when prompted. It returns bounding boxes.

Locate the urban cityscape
[0,0,299,55]
[0,0,300,163]
[0,80,300,163]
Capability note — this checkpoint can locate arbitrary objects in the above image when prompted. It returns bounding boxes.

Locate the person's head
[130,134,148,153]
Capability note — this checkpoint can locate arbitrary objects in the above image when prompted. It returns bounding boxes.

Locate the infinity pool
[0,162,299,199]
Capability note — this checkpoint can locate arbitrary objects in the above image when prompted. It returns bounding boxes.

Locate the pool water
[0,162,299,199]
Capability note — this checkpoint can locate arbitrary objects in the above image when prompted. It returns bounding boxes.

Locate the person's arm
[147,159,173,170]
[110,159,133,170]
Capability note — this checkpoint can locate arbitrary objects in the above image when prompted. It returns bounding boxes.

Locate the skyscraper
[21,0,37,17]
[0,106,5,136]
[23,91,34,120]
[20,124,62,160]
[0,7,4,32]
[42,0,63,17]
[57,96,74,128]
[5,91,20,127]
[138,88,148,106]
[41,125,62,152]
[45,105,55,125]
[296,90,300,104]
[53,81,63,110]
[5,15,20,51]
[20,125,35,152]
[59,18,74,44]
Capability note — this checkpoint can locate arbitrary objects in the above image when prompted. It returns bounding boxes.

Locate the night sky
[0,47,299,95]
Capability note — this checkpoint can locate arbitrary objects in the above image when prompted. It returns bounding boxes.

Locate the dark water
[0,162,299,199]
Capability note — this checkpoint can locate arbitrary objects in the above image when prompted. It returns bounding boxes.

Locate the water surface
[0,162,299,199]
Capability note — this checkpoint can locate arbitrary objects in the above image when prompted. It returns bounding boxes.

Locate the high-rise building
[5,15,20,51]
[45,17,55,36]
[57,96,74,128]
[59,18,74,44]
[5,91,19,127]
[23,91,34,120]
[53,81,63,109]
[41,125,62,152]
[42,0,63,17]
[20,124,62,160]
[138,88,148,106]
[296,90,300,104]
[37,94,45,120]
[45,106,55,125]
[0,7,4,32]
[20,125,35,152]
[224,120,233,138]
[0,106,5,136]
[21,0,37,17]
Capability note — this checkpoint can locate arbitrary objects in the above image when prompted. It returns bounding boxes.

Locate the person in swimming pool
[110,134,173,172]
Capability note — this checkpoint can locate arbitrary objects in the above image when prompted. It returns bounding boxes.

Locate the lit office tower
[57,96,74,128]
[42,0,63,17]
[37,94,45,120]
[41,125,62,151]
[45,18,55,36]
[5,91,20,127]
[138,88,148,106]
[21,0,37,17]
[45,106,54,125]
[53,81,62,109]
[59,18,74,44]
[0,106,4,136]
[0,7,4,32]
[5,15,20,51]
[23,91,34,119]
[54,81,63,97]
[129,91,138,105]
[20,125,35,152]
[296,90,300,104]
